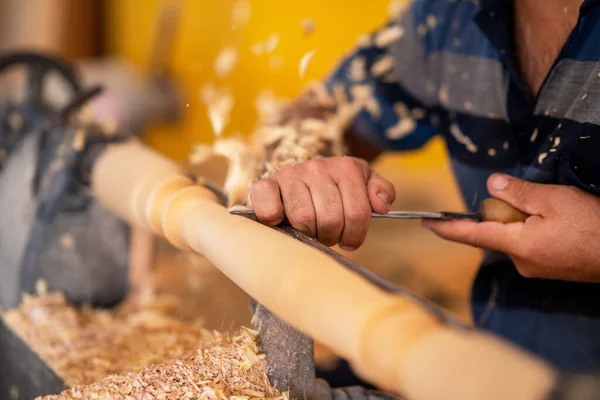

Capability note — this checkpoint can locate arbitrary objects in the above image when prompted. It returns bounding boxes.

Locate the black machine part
[0,318,67,399]
[0,52,131,310]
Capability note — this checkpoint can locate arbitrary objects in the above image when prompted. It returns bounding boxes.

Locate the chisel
[230,198,529,224]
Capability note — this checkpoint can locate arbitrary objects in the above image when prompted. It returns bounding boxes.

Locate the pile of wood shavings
[3,291,204,386]
[40,328,284,400]
[190,81,367,207]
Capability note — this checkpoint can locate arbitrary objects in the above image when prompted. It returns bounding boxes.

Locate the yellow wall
[104,0,448,166]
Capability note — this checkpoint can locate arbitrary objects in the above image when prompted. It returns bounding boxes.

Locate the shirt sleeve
[324,8,439,152]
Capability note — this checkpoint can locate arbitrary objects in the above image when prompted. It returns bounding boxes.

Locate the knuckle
[258,207,284,223]
[340,156,364,173]
[274,165,299,180]
[289,210,315,228]
[304,158,327,175]
[345,209,371,227]
[319,213,344,232]
[251,178,274,192]
[249,180,275,202]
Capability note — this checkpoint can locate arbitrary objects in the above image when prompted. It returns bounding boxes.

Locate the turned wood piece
[91,140,557,400]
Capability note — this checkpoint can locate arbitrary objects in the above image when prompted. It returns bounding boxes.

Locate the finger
[422,219,524,254]
[367,171,396,214]
[276,177,317,237]
[335,168,372,251]
[304,171,345,247]
[486,174,556,215]
[327,156,394,214]
[249,179,285,226]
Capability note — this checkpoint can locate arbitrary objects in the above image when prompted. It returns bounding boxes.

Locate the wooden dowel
[91,139,557,400]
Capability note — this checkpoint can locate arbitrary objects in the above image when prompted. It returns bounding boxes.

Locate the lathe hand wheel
[0,51,82,106]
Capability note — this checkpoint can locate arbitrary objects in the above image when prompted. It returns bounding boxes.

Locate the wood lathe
[0,50,599,400]
[86,137,594,400]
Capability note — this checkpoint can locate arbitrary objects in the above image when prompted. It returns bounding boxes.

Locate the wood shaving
[299,50,317,78]
[71,130,86,152]
[214,48,239,78]
[213,138,264,206]
[371,55,395,77]
[7,111,24,131]
[386,103,416,140]
[351,85,381,118]
[270,55,284,70]
[411,108,426,120]
[39,327,282,400]
[252,34,279,55]
[438,82,449,106]
[3,292,207,386]
[251,43,266,56]
[189,144,214,165]
[388,0,410,20]
[426,15,439,29]
[200,84,234,137]
[5,292,281,400]
[553,136,561,147]
[264,34,279,53]
[356,34,372,48]
[374,25,404,47]
[59,233,75,249]
[450,123,478,153]
[255,90,284,125]
[530,128,539,142]
[349,57,366,82]
[194,77,369,207]
[232,0,252,28]
[301,18,316,36]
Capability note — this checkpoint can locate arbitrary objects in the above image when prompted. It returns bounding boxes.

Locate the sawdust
[3,291,204,386]
[5,290,281,399]
[39,328,283,400]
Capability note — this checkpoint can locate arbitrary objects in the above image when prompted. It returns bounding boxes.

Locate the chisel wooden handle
[480,198,529,223]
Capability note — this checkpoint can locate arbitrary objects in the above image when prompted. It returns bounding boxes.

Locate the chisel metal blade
[229,208,482,221]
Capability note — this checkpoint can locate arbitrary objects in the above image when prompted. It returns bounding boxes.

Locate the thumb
[486,174,554,215]
[367,171,396,214]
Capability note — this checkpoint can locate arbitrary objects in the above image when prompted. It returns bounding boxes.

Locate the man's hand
[249,156,396,250]
[423,174,600,282]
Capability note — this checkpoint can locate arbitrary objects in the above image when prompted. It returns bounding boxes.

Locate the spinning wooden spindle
[92,139,557,400]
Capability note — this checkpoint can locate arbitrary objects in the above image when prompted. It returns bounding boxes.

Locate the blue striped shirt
[326,0,600,372]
